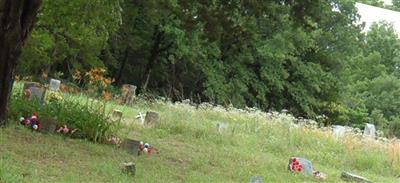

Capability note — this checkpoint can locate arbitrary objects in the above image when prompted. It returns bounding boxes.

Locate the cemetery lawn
[1,97,400,182]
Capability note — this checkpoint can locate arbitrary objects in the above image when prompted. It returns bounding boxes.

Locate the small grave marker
[135,112,145,125]
[144,111,159,127]
[363,123,376,138]
[216,122,229,134]
[122,162,136,176]
[29,86,46,101]
[250,176,264,183]
[40,118,58,133]
[121,138,141,155]
[111,109,123,122]
[341,172,372,183]
[49,78,61,91]
[333,125,346,138]
[288,157,314,175]
[23,82,41,91]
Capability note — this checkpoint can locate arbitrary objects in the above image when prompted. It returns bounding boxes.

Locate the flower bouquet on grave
[138,141,157,155]
[19,112,42,131]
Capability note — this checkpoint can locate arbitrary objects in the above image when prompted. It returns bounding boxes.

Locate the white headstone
[363,123,376,138]
[333,125,346,138]
[216,122,229,133]
[49,79,61,91]
[135,112,145,125]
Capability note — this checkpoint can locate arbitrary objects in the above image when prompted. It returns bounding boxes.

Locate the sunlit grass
[1,83,400,182]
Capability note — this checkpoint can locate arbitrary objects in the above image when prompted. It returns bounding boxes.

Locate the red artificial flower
[37,121,42,130]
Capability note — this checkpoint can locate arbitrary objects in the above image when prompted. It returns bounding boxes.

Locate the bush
[9,90,118,143]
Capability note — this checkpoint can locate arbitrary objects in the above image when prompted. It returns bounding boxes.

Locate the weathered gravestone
[23,82,41,91]
[341,172,373,183]
[49,78,61,91]
[250,176,264,183]
[333,125,346,139]
[29,86,46,101]
[122,162,136,176]
[121,139,141,155]
[40,118,58,133]
[121,84,137,105]
[288,157,314,176]
[216,122,229,134]
[144,111,159,127]
[363,123,376,138]
[111,109,123,122]
[23,82,46,101]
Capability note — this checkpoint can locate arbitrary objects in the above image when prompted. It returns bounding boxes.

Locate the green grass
[1,90,400,182]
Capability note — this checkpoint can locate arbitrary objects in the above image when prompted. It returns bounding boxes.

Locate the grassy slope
[1,97,400,182]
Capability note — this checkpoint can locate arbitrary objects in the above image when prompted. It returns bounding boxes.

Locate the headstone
[216,122,229,133]
[40,118,58,133]
[135,112,145,125]
[341,172,373,183]
[333,125,346,138]
[250,176,264,183]
[122,162,136,176]
[111,109,123,122]
[363,123,376,138]
[23,82,41,91]
[144,111,159,127]
[121,138,141,155]
[49,78,61,91]
[288,157,313,175]
[29,86,46,101]
[121,84,137,105]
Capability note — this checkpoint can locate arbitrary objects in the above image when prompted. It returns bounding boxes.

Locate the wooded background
[9,0,400,136]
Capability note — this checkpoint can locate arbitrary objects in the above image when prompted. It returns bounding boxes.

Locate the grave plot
[287,157,327,180]
[120,138,158,156]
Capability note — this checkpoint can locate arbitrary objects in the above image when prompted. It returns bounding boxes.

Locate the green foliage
[14,0,400,136]
[18,0,123,77]
[9,89,117,143]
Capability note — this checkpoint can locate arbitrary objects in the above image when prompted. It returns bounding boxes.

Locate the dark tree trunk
[115,48,129,85]
[142,26,173,92]
[0,0,42,125]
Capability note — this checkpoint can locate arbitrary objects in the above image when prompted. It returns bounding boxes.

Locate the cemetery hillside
[1,0,400,182]
[1,82,400,182]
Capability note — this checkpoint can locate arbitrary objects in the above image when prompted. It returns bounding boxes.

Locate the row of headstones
[23,79,61,101]
[332,123,376,139]
[23,80,137,103]
[111,110,159,126]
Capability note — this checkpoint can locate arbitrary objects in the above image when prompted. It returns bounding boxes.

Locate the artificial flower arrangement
[138,141,157,155]
[19,112,42,131]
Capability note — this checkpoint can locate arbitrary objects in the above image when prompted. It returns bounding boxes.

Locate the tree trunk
[115,48,129,85]
[0,0,42,125]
